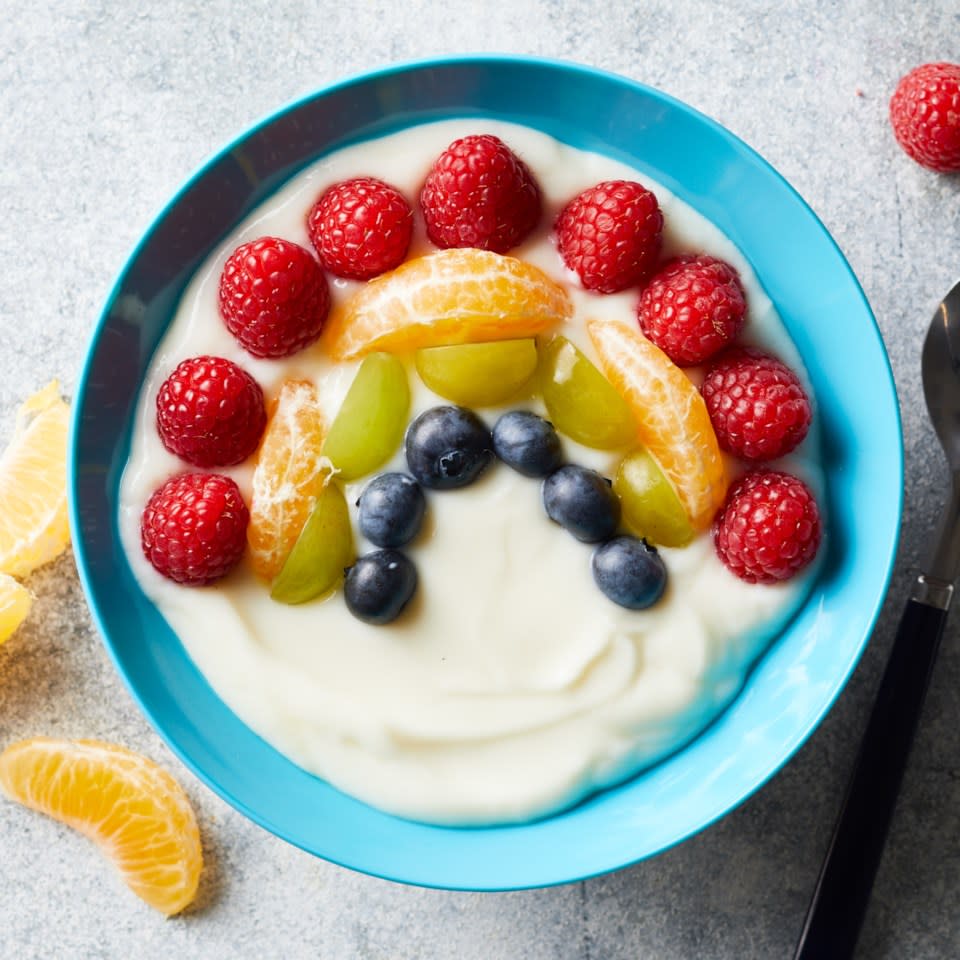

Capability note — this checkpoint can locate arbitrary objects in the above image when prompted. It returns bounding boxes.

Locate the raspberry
[218,236,330,358]
[141,473,249,585]
[637,255,746,366]
[419,134,542,253]
[889,62,960,173]
[713,470,822,584]
[307,177,413,280]
[555,180,663,293]
[701,348,812,461]
[156,356,266,468]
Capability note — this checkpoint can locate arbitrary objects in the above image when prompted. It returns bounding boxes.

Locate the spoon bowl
[923,280,960,471]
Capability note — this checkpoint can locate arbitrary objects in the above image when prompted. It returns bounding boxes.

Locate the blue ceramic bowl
[70,56,902,890]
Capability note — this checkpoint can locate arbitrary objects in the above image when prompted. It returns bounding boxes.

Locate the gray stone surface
[1,1,958,957]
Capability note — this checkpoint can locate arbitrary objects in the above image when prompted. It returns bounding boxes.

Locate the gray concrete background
[1,1,958,957]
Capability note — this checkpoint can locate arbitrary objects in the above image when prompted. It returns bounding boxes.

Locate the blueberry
[357,473,425,547]
[404,405,493,490]
[542,464,620,542]
[592,536,667,610]
[344,549,418,625]
[492,410,563,478]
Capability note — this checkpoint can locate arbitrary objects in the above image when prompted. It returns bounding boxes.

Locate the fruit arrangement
[142,132,823,624]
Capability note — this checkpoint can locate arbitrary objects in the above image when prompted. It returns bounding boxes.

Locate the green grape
[613,447,694,548]
[415,339,538,406]
[539,336,636,449]
[271,480,354,604]
[322,353,409,481]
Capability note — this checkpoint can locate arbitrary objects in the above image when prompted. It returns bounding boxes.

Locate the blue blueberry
[592,536,667,610]
[542,464,620,542]
[404,405,493,490]
[357,473,425,548]
[492,410,563,478]
[344,549,418,625]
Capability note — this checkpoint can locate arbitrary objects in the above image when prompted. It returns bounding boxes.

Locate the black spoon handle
[793,589,948,960]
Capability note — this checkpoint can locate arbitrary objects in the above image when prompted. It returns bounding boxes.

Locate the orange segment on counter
[0,381,70,579]
[0,738,203,916]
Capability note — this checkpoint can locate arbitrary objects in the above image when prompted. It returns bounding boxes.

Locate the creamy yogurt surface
[118,119,821,824]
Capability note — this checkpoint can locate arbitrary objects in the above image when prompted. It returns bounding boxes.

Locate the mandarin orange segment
[0,381,70,578]
[322,248,572,361]
[587,319,727,530]
[248,378,330,580]
[0,572,32,644]
[0,737,202,916]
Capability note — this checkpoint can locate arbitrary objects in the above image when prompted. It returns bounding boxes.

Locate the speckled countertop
[2,2,959,958]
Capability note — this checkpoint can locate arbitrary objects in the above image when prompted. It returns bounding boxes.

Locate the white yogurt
[118,120,821,825]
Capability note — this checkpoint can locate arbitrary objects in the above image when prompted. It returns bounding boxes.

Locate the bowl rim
[68,53,904,890]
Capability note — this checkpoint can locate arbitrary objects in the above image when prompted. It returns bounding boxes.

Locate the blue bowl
[69,56,902,890]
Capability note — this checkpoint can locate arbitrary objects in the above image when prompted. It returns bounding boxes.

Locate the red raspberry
[156,356,266,468]
[219,236,330,358]
[713,470,822,584]
[307,177,413,280]
[419,134,542,253]
[889,62,960,173]
[701,348,812,461]
[637,255,746,366]
[555,180,663,293]
[141,473,249,585]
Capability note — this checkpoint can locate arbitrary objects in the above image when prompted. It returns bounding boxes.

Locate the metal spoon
[793,279,960,959]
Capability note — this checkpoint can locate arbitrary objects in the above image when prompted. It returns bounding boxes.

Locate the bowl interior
[70,56,902,890]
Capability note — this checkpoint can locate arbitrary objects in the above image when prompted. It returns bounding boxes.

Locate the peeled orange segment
[0,381,70,578]
[0,738,202,916]
[0,572,32,644]
[323,248,573,361]
[248,379,331,580]
[588,319,727,531]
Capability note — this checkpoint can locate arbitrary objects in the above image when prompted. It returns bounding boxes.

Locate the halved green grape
[415,339,538,407]
[322,353,409,481]
[613,447,695,548]
[539,336,636,449]
[271,480,354,604]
